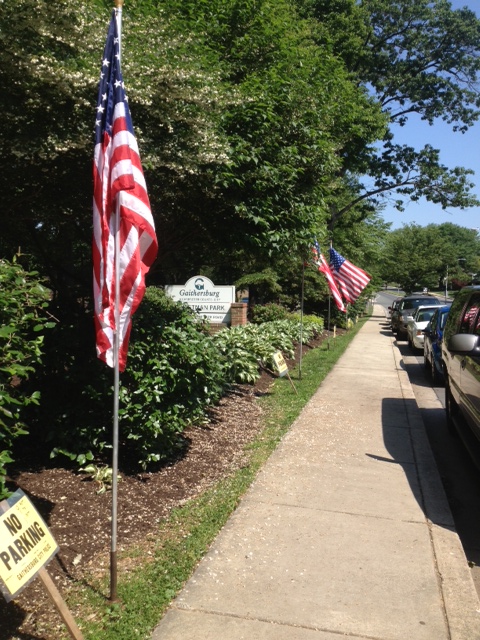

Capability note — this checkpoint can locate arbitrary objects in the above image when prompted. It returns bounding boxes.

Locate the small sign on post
[272,351,297,394]
[0,490,58,601]
[0,490,84,640]
[273,351,288,377]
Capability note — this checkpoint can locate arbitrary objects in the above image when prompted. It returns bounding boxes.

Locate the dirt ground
[1,336,326,640]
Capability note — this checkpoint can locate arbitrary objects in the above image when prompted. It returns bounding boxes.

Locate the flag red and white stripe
[329,247,370,305]
[312,243,346,312]
[93,11,157,371]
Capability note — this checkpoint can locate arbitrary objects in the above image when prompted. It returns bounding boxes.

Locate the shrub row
[3,282,325,493]
[0,259,54,499]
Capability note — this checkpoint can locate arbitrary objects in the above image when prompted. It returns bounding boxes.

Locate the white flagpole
[110,0,124,604]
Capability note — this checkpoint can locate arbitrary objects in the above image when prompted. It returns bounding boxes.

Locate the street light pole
[444,265,448,302]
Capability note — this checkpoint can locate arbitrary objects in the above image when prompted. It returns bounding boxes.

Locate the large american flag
[93,10,157,371]
[329,247,370,305]
[312,242,346,312]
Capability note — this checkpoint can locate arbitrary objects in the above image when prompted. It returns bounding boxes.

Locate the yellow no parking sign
[0,489,58,602]
[272,351,288,377]
[272,351,297,394]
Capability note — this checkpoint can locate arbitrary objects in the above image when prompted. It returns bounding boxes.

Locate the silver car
[406,306,441,351]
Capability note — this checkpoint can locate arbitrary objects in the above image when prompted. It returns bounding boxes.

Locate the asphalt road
[376,290,480,597]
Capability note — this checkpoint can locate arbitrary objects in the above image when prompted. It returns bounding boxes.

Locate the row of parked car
[389,287,480,442]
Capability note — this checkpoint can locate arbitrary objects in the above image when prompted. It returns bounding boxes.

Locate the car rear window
[417,310,435,322]
[400,298,438,310]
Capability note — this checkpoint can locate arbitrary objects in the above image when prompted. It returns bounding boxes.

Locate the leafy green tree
[435,223,480,271]
[2,0,478,289]
[0,0,101,288]
[150,0,386,276]
[433,223,480,288]
[379,222,480,292]
[0,0,232,286]
[296,0,480,227]
[380,225,446,292]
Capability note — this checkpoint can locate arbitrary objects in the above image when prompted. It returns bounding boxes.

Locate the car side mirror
[447,334,480,355]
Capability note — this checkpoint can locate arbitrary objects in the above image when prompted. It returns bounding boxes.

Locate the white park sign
[165,276,235,324]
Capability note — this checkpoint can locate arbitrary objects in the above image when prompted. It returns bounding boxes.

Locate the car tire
[445,376,458,436]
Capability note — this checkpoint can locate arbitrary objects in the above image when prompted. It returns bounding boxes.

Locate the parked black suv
[442,286,480,438]
[390,293,442,340]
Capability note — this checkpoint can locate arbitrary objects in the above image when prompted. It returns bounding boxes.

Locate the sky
[377,0,480,232]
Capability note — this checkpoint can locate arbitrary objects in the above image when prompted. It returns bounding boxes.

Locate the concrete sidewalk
[152,305,480,640]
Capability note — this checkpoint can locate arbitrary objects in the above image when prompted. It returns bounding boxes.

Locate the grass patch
[70,316,370,640]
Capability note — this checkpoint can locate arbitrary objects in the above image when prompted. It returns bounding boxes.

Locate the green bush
[48,288,226,470]
[0,258,54,498]
[213,317,321,384]
[120,290,225,467]
[26,289,326,473]
[289,313,324,336]
[250,303,289,324]
[213,325,268,384]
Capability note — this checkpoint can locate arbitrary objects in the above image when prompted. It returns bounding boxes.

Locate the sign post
[0,490,84,640]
